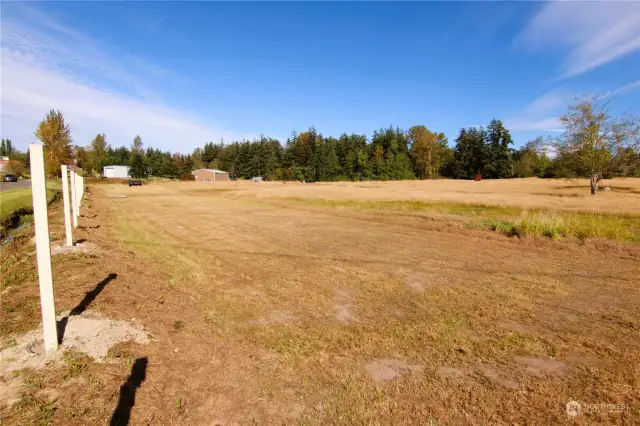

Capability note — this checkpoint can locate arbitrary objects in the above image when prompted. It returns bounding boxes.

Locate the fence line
[28,152,88,353]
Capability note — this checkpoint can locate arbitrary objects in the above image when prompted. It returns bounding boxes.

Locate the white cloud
[507,78,640,133]
[506,91,568,132]
[0,4,249,152]
[518,1,640,78]
[602,80,640,99]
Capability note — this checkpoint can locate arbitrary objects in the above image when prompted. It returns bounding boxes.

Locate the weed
[107,344,134,364]
[176,397,185,410]
[62,352,90,380]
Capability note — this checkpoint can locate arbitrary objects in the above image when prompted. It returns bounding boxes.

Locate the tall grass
[510,210,640,241]
[283,198,640,242]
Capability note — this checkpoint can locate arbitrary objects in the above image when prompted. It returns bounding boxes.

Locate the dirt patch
[474,365,520,389]
[364,358,424,382]
[253,310,297,325]
[1,311,148,375]
[51,242,99,256]
[249,289,265,297]
[332,289,358,323]
[0,311,149,406]
[498,320,531,335]
[514,356,568,377]
[392,309,405,318]
[404,276,425,292]
[436,366,466,378]
[0,376,24,407]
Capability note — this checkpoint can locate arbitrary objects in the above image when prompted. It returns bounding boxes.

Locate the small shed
[192,169,230,182]
[0,156,9,173]
[103,165,130,178]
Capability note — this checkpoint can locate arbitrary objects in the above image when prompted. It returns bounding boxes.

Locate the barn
[192,169,230,182]
[103,165,130,178]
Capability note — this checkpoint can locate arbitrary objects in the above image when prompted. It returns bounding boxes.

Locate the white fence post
[29,144,58,352]
[79,175,84,205]
[70,170,78,227]
[61,165,73,246]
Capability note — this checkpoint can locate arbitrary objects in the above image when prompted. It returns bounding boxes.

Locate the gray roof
[192,168,229,174]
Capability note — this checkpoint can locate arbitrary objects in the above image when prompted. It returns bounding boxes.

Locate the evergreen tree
[132,135,144,154]
[484,119,514,178]
[452,127,485,179]
[0,139,6,156]
[90,133,108,173]
[129,152,147,178]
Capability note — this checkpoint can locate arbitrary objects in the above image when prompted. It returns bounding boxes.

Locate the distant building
[191,169,230,182]
[0,156,9,173]
[103,165,130,178]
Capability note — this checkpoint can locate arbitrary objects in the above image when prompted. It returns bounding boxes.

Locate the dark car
[3,174,18,182]
[128,179,142,187]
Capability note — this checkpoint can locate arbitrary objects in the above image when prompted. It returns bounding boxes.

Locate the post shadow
[57,273,118,343]
[110,357,148,426]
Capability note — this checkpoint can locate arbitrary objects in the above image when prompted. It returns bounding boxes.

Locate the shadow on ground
[110,357,148,426]
[57,273,118,343]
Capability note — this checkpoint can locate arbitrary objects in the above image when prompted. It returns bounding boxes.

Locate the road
[0,180,31,192]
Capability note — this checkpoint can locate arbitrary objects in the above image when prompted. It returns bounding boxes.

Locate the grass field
[0,181,60,236]
[1,178,639,424]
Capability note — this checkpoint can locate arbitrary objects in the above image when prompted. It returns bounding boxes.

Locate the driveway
[0,180,31,192]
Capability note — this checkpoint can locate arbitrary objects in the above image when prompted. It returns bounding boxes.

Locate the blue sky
[2,1,639,152]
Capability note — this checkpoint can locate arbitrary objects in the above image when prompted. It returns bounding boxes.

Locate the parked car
[128,179,142,187]
[2,174,18,182]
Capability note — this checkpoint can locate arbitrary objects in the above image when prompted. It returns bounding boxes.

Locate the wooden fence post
[61,165,73,246]
[29,144,58,352]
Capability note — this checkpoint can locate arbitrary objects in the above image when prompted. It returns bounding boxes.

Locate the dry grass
[2,180,640,424]
[193,177,640,214]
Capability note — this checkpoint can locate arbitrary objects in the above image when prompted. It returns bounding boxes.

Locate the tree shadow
[110,357,148,426]
[57,273,118,343]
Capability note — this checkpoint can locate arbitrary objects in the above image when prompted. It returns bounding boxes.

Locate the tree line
[2,95,639,193]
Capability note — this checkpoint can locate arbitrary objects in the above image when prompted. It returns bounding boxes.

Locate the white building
[0,156,9,173]
[103,165,130,178]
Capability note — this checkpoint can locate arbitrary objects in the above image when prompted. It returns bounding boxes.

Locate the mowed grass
[223,177,640,214]
[0,182,61,235]
[94,182,640,424]
[280,198,640,242]
[3,180,639,424]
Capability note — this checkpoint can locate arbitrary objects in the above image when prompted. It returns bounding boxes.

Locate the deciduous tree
[34,109,73,177]
[555,95,640,194]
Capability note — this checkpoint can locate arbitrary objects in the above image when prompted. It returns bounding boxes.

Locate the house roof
[192,169,229,174]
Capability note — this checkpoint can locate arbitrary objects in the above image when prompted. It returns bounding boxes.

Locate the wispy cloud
[507,79,640,134]
[602,80,640,99]
[0,4,248,152]
[506,91,567,132]
[518,1,640,78]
